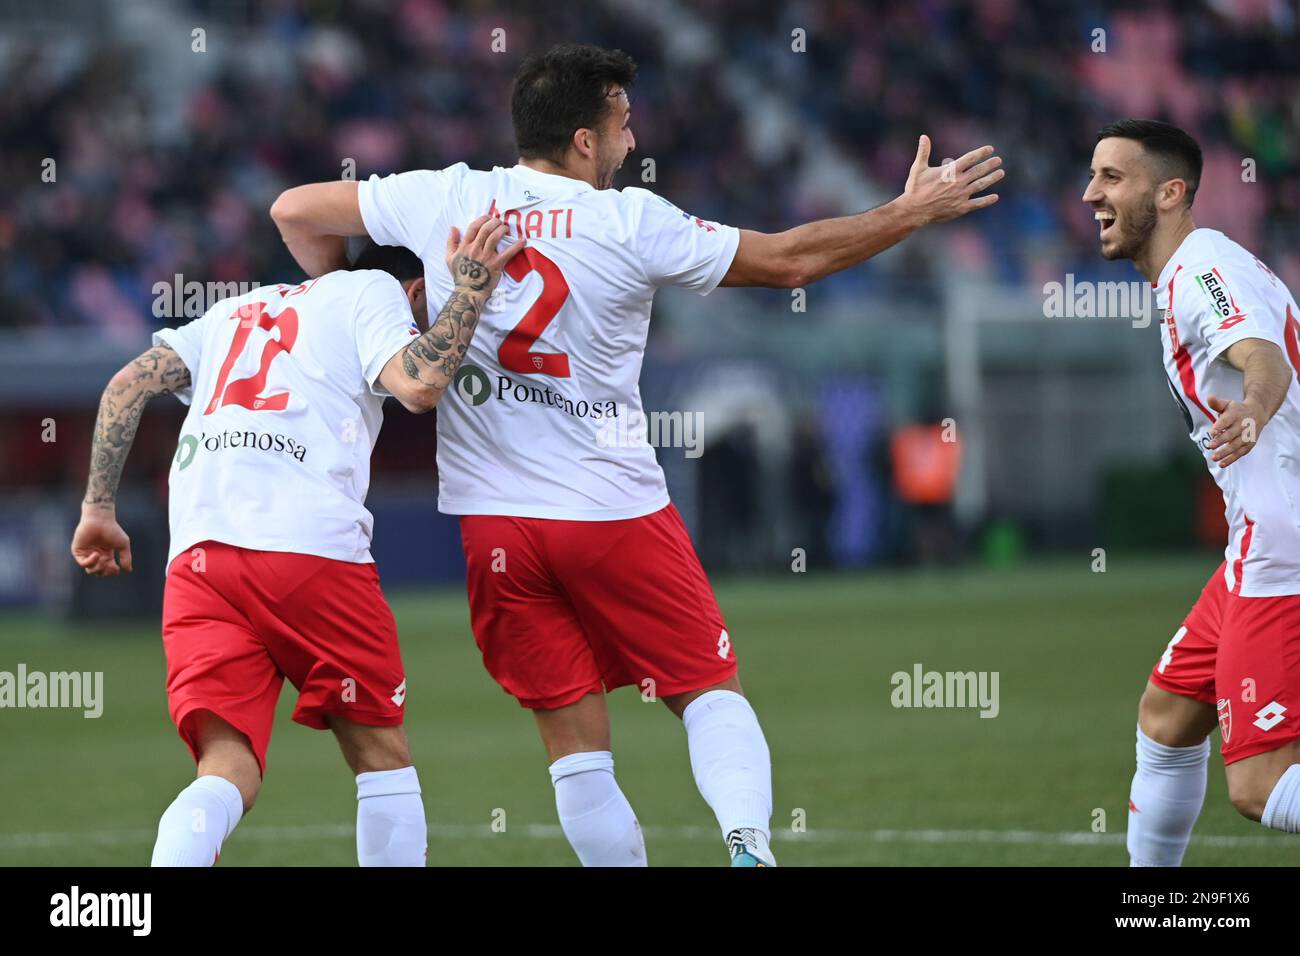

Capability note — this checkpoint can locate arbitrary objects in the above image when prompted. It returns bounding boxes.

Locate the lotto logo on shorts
[1253,700,1287,732]
[717,629,731,660]
[391,679,407,707]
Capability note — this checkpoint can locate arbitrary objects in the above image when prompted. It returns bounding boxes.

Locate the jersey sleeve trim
[152,328,198,406]
[364,336,414,399]
[353,273,421,398]
[1206,324,1285,367]
[357,175,397,247]
[699,224,741,296]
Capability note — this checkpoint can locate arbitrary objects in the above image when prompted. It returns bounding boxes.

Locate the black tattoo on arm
[450,252,491,293]
[83,343,192,508]
[402,256,491,391]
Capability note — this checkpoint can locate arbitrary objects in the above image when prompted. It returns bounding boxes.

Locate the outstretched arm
[379,215,525,412]
[71,343,192,576]
[721,136,1004,288]
[270,181,364,277]
[1207,337,1293,467]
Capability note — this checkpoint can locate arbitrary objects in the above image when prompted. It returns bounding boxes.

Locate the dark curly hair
[511,43,637,164]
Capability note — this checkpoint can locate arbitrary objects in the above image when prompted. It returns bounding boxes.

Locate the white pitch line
[0,824,1289,852]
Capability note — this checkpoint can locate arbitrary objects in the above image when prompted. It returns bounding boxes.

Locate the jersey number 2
[498,248,571,377]
[204,301,299,414]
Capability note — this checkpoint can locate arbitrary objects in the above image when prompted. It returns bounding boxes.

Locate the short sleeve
[627,188,740,294]
[358,164,464,260]
[353,272,421,397]
[152,316,208,406]
[1178,260,1286,365]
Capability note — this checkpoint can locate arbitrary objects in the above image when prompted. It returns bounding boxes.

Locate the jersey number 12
[205,301,299,414]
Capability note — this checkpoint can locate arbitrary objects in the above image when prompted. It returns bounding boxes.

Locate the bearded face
[1083,137,1167,263]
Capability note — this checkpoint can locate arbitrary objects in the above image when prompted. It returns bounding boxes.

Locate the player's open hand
[71,508,133,577]
[445,215,526,298]
[902,135,1003,225]
[1208,395,1265,468]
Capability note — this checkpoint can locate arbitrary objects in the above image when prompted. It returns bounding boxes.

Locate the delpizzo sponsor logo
[1195,268,1235,319]
[454,365,491,406]
[174,430,308,470]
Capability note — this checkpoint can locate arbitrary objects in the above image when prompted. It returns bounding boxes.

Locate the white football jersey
[358,162,740,520]
[153,270,419,565]
[1155,228,1300,596]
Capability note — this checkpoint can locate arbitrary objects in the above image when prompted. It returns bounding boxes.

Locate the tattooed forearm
[402,267,489,391]
[83,344,191,508]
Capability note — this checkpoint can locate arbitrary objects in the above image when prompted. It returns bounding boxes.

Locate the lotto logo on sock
[1253,700,1286,732]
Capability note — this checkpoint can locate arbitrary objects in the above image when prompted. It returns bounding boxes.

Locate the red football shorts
[1149,562,1300,764]
[161,541,407,774]
[459,503,737,710]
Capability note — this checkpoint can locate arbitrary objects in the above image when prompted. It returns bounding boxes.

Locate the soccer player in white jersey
[271,43,1004,867]
[1082,119,1300,864]
[69,218,522,866]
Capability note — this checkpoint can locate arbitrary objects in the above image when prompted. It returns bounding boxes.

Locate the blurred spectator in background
[2,0,1296,337]
[1,0,1296,589]
[890,416,962,565]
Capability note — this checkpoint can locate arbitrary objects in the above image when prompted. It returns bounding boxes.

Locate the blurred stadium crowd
[0,0,1295,608]
[2,0,1298,338]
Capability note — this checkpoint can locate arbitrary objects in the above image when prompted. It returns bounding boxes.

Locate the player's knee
[189,713,262,812]
[235,777,261,815]
[1227,777,1268,822]
[195,749,261,812]
[662,676,745,720]
[1137,684,1208,748]
[1137,684,1168,733]
[338,725,412,774]
[352,744,412,774]
[195,762,260,814]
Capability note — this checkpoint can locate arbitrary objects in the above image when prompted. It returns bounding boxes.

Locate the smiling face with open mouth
[1082,137,1160,262]
[592,85,635,190]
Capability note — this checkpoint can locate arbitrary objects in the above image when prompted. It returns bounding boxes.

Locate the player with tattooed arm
[69,217,521,866]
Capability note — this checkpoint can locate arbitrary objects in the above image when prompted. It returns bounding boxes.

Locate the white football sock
[1127,724,1209,866]
[356,766,427,866]
[150,774,244,867]
[549,751,646,867]
[1261,764,1300,833]
[682,690,775,864]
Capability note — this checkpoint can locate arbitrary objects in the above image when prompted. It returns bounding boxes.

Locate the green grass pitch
[0,553,1292,865]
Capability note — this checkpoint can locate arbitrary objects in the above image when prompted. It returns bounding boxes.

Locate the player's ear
[405,277,427,326]
[572,127,594,161]
[1159,178,1187,211]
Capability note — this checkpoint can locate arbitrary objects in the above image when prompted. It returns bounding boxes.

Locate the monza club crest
[1218,698,1232,744]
